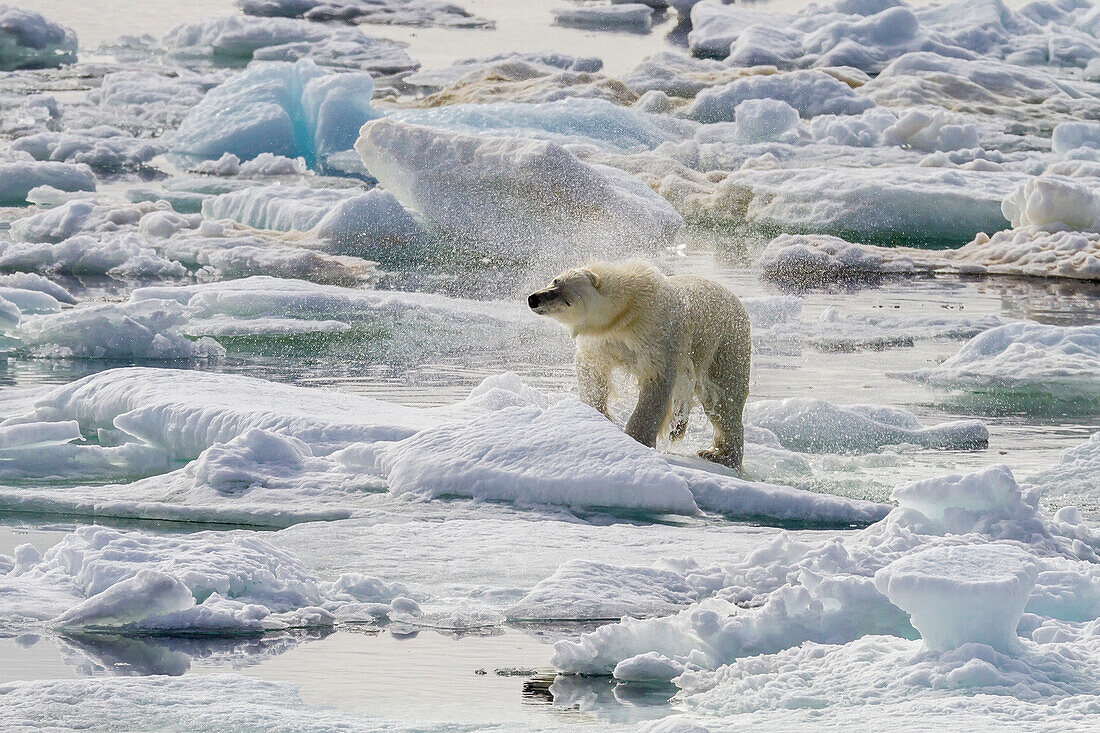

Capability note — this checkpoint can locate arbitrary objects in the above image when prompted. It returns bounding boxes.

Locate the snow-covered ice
[901,322,1100,401]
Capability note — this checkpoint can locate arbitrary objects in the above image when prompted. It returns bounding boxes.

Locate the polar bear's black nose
[528,293,541,309]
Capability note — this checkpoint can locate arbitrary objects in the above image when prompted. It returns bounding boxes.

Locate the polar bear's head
[528,267,608,333]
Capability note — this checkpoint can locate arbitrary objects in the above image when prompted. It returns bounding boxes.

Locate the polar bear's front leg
[576,352,611,418]
[625,372,675,448]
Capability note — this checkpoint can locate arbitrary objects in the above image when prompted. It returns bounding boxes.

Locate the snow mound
[380,399,701,514]
[507,559,698,621]
[163,14,417,74]
[900,322,1100,401]
[173,59,381,173]
[0,5,77,71]
[201,184,423,257]
[1,526,332,632]
[875,543,1038,652]
[1002,176,1100,231]
[0,160,95,206]
[354,119,682,259]
[11,127,162,173]
[686,70,875,122]
[744,398,989,453]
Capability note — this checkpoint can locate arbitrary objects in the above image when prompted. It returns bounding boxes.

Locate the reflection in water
[3,624,683,725]
[54,629,336,677]
[548,674,681,725]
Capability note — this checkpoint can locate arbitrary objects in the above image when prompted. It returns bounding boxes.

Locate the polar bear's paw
[697,447,743,471]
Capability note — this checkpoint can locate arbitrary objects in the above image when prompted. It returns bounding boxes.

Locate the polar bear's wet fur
[529,260,751,469]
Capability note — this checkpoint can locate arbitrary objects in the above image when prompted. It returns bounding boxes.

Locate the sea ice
[552,463,1100,677]
[743,398,989,453]
[875,543,1038,652]
[900,322,1100,401]
[402,51,602,91]
[685,70,875,122]
[0,160,95,206]
[11,127,162,173]
[0,5,77,71]
[354,119,682,258]
[12,300,224,361]
[201,184,424,257]
[553,4,654,30]
[390,97,696,152]
[173,59,381,173]
[163,14,418,74]
[1,526,333,633]
[238,0,494,28]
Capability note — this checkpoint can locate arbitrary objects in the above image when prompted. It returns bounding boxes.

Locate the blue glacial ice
[172,58,381,173]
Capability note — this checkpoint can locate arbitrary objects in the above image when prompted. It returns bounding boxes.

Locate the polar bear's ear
[585,270,601,289]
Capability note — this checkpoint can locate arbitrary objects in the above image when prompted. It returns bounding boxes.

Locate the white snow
[380,398,700,514]
[354,118,682,259]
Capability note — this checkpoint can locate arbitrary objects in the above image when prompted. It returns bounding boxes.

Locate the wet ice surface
[4,0,1100,730]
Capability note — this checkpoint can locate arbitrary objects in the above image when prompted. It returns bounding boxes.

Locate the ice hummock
[0,526,334,632]
[173,58,381,173]
[552,463,1100,678]
[0,5,77,71]
[875,543,1039,652]
[354,118,682,259]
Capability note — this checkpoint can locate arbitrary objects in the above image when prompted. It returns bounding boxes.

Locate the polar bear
[529,260,751,469]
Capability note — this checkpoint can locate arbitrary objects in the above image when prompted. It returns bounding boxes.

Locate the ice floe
[553,4,655,30]
[173,59,381,173]
[11,126,163,173]
[0,158,95,206]
[238,0,494,28]
[0,526,334,632]
[0,367,885,526]
[900,322,1100,402]
[685,69,875,122]
[0,5,77,71]
[354,119,683,259]
[743,399,988,453]
[163,14,418,74]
